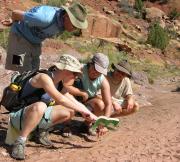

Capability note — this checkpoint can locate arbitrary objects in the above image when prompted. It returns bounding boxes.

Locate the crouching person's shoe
[38,129,53,147]
[11,139,25,160]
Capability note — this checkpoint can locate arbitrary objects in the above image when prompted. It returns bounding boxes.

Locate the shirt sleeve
[24,6,56,28]
[122,77,133,98]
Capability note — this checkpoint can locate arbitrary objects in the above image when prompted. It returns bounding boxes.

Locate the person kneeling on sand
[86,60,139,117]
[6,54,98,160]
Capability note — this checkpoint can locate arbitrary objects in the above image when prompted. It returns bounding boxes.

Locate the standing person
[87,60,139,117]
[2,2,88,73]
[7,54,97,160]
[64,53,112,134]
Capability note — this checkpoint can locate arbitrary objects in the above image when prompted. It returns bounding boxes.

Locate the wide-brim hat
[53,54,82,73]
[62,2,88,29]
[112,60,132,77]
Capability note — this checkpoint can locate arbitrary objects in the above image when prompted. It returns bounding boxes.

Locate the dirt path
[0,79,179,162]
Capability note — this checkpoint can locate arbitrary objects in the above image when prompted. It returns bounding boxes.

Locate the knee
[31,102,47,115]
[69,109,75,118]
[94,100,105,111]
[63,111,72,120]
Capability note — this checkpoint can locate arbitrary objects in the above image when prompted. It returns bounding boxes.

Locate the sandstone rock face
[82,13,122,38]
[169,0,180,13]
[145,7,166,22]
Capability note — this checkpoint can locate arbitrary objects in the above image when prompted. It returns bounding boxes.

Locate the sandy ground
[0,64,179,162]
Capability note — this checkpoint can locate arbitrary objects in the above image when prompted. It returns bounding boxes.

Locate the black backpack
[0,69,54,113]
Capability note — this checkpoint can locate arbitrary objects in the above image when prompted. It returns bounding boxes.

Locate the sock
[17,136,27,143]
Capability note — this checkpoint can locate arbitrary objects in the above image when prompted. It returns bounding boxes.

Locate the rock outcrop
[82,13,123,38]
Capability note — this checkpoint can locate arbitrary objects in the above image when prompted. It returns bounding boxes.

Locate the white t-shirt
[107,74,133,100]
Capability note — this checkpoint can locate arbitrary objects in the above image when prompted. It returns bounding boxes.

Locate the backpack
[0,69,54,113]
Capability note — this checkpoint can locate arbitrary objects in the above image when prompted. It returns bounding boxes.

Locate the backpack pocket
[0,87,24,112]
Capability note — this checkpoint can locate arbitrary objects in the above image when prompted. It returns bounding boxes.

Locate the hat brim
[62,6,88,29]
[113,64,131,77]
[95,63,107,75]
[54,62,82,73]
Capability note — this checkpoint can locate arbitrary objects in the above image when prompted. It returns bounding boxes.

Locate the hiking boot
[38,130,53,147]
[11,139,25,160]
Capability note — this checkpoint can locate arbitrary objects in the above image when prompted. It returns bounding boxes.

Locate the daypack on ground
[0,69,53,112]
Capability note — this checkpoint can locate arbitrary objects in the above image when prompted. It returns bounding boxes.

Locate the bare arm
[101,78,112,117]
[30,74,95,118]
[11,10,25,22]
[124,94,135,110]
[1,10,24,26]
[63,77,89,102]
[64,92,97,120]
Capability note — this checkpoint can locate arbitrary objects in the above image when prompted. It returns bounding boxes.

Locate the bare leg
[50,105,75,126]
[20,102,47,137]
[86,97,105,116]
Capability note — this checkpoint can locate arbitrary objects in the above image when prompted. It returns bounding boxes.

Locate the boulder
[145,7,166,22]
[132,71,149,86]
[82,13,122,38]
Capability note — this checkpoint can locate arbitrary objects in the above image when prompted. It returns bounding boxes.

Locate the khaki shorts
[5,32,41,73]
[10,106,53,131]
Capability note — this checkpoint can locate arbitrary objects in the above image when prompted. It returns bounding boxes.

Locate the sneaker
[38,130,53,147]
[11,139,25,160]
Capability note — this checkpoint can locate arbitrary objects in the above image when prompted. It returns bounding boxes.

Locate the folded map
[91,116,120,131]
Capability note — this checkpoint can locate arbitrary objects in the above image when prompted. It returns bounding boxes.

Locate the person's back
[12,5,64,44]
[3,2,88,73]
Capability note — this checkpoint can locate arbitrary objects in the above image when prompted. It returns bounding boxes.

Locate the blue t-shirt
[11,5,65,44]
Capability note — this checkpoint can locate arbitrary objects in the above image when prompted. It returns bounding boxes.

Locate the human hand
[96,125,108,137]
[113,102,122,114]
[82,112,96,123]
[126,98,134,111]
[1,18,13,26]
[81,92,88,102]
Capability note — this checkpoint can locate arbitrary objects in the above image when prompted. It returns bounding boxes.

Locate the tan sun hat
[112,60,132,77]
[53,54,82,73]
[62,2,88,29]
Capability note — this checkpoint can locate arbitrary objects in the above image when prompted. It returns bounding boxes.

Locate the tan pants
[5,32,41,73]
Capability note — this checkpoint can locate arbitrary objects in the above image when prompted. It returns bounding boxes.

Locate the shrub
[32,0,42,3]
[33,0,67,6]
[0,28,9,49]
[55,31,73,41]
[135,0,144,13]
[168,8,180,20]
[118,0,134,15]
[46,0,67,7]
[147,22,169,50]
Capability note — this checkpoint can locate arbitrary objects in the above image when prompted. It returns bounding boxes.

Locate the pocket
[12,54,25,66]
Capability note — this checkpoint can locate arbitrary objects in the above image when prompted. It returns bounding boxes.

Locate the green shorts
[10,106,53,131]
